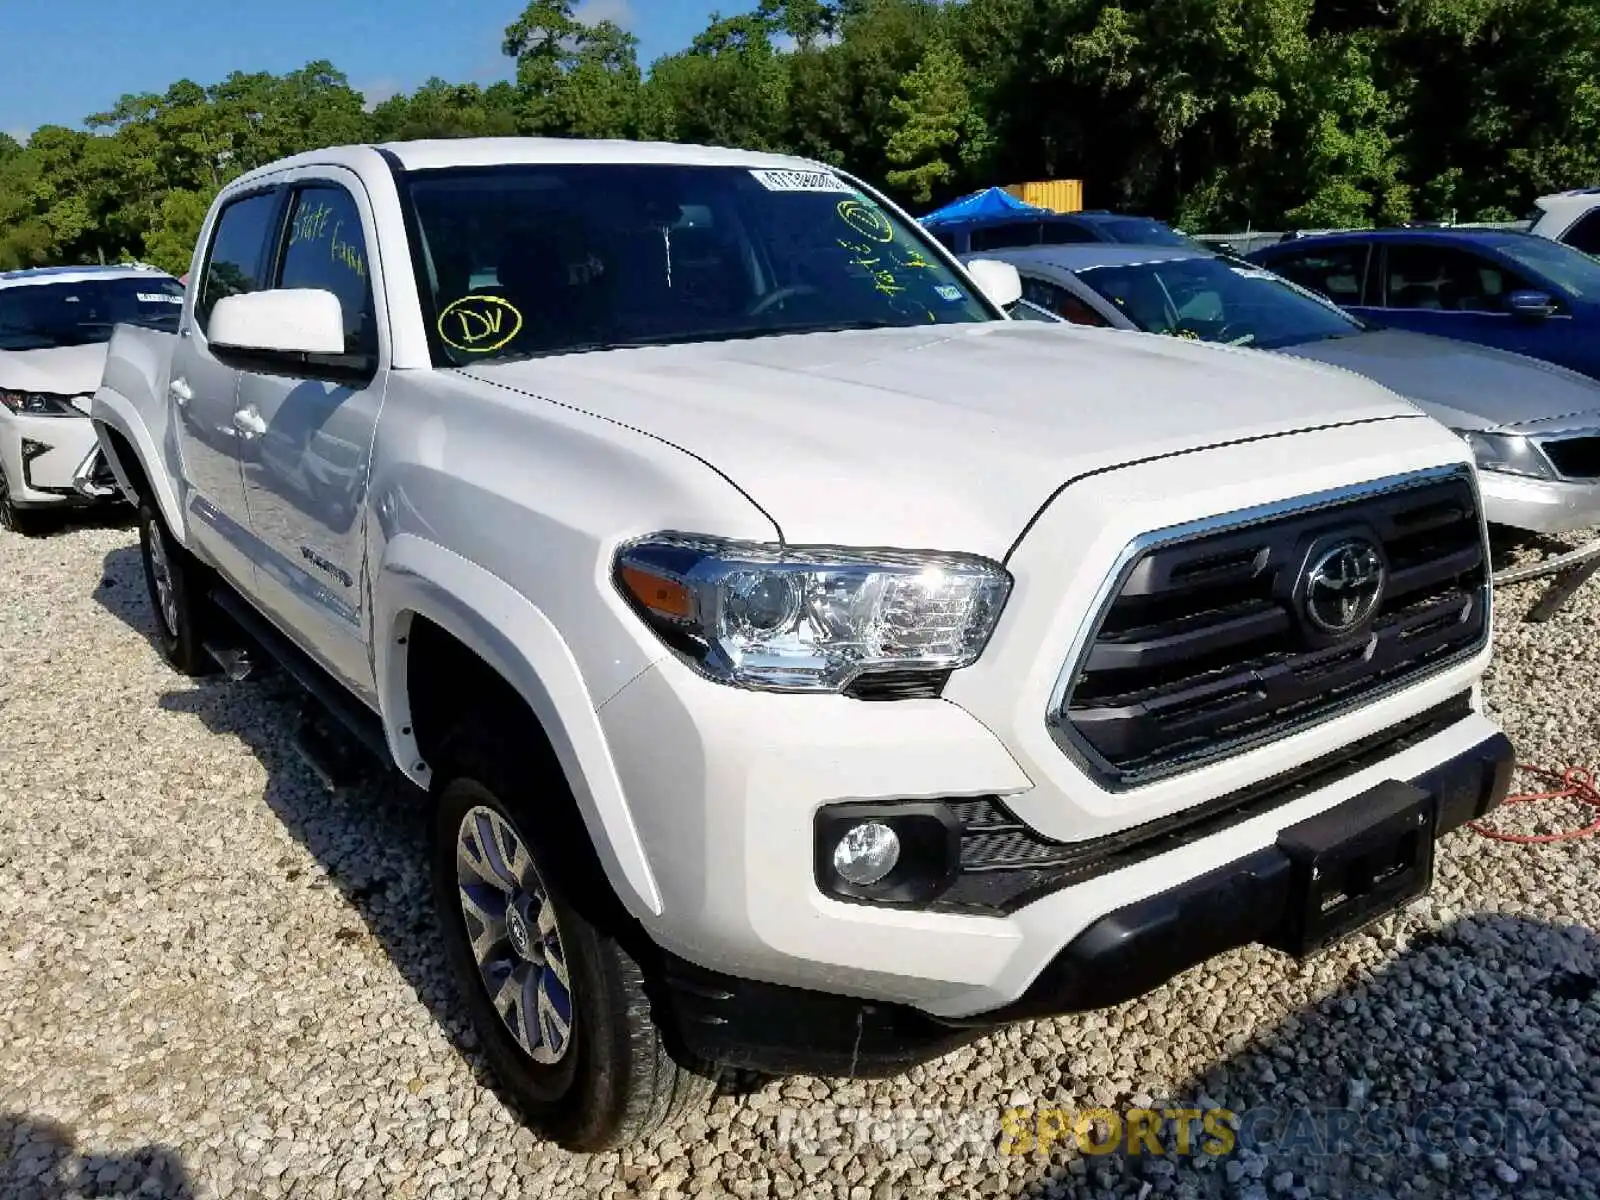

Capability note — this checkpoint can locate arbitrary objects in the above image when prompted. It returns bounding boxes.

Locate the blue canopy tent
[919,187,1051,227]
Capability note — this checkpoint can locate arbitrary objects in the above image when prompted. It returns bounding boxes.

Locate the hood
[1274,327,1600,433]
[0,342,110,398]
[466,323,1424,556]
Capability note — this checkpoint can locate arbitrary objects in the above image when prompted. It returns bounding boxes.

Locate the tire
[430,722,716,1151]
[136,499,217,676]
[0,460,41,536]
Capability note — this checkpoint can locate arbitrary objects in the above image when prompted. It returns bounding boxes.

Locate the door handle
[169,377,193,407]
[232,407,267,440]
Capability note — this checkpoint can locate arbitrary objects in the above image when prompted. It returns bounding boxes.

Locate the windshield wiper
[467,322,913,365]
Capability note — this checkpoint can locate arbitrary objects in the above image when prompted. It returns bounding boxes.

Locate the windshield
[1095,218,1197,248]
[0,276,185,351]
[405,164,994,365]
[1492,235,1600,298]
[1074,256,1364,349]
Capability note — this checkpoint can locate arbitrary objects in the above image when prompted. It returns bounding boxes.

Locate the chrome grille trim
[1045,464,1490,791]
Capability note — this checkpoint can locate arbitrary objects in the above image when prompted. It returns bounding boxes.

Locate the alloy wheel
[0,462,16,532]
[455,805,574,1065]
[144,519,181,638]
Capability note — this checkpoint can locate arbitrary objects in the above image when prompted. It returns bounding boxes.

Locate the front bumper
[0,412,120,506]
[605,644,1504,1011]
[657,723,1513,1077]
[1477,468,1600,536]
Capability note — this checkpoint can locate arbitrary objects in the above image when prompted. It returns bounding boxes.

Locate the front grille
[1537,434,1600,479]
[1052,468,1488,787]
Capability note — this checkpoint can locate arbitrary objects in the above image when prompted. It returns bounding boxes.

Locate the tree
[143,189,216,276]
[883,35,992,202]
[370,79,520,140]
[4,0,1600,268]
[640,14,793,150]
[502,0,642,137]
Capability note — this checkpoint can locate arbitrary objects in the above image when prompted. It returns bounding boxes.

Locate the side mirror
[965,259,1024,311]
[209,289,347,355]
[1507,289,1558,320]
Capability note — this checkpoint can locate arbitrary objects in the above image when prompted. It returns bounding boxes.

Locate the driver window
[1383,245,1534,314]
[198,192,280,331]
[276,185,379,358]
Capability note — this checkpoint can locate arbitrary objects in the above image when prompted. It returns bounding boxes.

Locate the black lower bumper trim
[943,730,1514,1028]
[660,955,983,1078]
[661,729,1514,1074]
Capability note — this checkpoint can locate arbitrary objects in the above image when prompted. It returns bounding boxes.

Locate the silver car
[978,243,1600,615]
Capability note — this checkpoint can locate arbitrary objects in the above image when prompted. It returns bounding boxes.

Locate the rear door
[171,187,285,587]
[232,169,388,703]
[1259,242,1374,316]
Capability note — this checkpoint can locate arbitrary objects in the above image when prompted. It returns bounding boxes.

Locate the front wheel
[430,724,715,1151]
[0,460,41,536]
[137,499,216,676]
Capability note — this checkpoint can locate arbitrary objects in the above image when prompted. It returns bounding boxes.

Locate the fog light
[831,822,901,886]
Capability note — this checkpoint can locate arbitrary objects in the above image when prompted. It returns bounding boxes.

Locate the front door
[1367,242,1568,365]
[171,188,284,588]
[234,173,388,704]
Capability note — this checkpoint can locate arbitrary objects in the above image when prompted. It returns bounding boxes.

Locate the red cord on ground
[1469,764,1600,843]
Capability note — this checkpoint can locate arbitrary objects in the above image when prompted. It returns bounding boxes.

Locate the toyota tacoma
[91,137,1513,1151]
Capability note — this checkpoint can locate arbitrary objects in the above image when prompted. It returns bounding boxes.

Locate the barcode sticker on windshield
[1229,267,1277,281]
[749,168,854,194]
[137,292,183,303]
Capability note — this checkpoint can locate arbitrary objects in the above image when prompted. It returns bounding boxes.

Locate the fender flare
[93,388,187,548]
[373,533,664,918]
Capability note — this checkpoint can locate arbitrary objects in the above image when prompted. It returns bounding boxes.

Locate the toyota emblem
[1303,538,1385,635]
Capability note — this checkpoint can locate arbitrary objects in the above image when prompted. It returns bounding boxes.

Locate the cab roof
[230,137,833,187]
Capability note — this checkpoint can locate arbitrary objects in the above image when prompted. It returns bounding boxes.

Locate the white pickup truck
[93,137,1513,1151]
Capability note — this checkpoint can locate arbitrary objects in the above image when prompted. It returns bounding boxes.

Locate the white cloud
[360,79,405,113]
[575,0,635,27]
[4,128,28,146]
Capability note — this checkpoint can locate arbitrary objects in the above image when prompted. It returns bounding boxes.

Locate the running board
[292,708,374,790]
[203,638,259,682]
[208,586,392,764]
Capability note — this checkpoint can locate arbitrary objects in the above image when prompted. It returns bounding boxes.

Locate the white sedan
[0,265,185,532]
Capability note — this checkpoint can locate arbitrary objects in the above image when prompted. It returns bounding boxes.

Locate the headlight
[0,389,83,417]
[614,534,1013,693]
[1454,430,1555,480]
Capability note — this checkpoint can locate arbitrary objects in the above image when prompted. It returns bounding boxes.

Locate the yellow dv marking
[438,295,524,353]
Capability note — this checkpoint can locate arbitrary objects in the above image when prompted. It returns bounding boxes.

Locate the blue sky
[0,0,720,141]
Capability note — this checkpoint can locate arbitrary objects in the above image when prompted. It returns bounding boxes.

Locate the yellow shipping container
[1004,180,1084,213]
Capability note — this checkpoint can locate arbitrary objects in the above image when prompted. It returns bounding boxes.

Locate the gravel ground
[2,515,1598,1200]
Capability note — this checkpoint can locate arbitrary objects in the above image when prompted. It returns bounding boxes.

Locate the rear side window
[1040,223,1098,245]
[1024,276,1113,326]
[1267,246,1371,305]
[1563,210,1600,257]
[970,222,1046,251]
[1021,276,1110,326]
[198,193,281,331]
[276,185,379,356]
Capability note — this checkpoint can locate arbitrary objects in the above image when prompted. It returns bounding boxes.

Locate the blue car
[1247,228,1600,382]
[924,209,1199,255]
